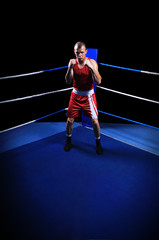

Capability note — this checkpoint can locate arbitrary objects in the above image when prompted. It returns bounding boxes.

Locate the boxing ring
[0,49,159,240]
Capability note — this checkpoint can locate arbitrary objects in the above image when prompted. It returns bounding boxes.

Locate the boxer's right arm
[65,59,76,84]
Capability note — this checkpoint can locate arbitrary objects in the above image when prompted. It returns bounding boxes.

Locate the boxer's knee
[67,118,74,124]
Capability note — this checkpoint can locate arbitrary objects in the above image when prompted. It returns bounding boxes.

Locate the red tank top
[73,58,94,91]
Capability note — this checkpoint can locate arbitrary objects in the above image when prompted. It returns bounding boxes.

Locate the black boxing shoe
[64,136,72,152]
[96,139,103,155]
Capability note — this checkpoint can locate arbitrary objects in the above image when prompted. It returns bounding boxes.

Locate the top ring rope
[99,63,159,76]
[0,65,68,80]
[1,63,158,80]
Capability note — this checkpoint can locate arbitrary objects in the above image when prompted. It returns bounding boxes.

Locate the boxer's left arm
[85,59,102,84]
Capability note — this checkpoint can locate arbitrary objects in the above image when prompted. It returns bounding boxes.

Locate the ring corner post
[82,48,98,127]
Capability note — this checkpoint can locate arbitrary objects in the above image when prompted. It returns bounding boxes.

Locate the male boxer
[64,41,103,155]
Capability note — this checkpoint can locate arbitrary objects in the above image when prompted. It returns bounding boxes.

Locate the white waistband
[73,88,94,96]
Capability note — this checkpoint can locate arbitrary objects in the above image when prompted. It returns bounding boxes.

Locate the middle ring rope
[1,86,158,105]
[0,87,73,104]
[97,86,159,105]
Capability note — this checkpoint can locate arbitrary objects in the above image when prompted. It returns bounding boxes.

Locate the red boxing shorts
[68,88,98,119]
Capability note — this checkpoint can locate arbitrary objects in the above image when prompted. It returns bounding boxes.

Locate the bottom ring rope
[0,108,67,133]
[98,110,159,130]
[1,107,158,134]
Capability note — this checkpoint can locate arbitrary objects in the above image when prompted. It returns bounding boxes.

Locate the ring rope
[1,62,159,81]
[97,86,159,105]
[99,63,159,76]
[98,110,159,130]
[0,87,73,104]
[0,108,67,133]
[0,66,68,80]
[1,106,158,133]
[1,85,158,105]
[1,63,159,132]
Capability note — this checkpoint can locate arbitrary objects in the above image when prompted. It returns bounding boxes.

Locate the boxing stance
[64,41,103,154]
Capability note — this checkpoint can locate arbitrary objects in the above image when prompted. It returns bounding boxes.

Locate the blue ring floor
[1,122,159,156]
[0,122,159,240]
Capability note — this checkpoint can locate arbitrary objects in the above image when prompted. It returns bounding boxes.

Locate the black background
[1,4,159,130]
